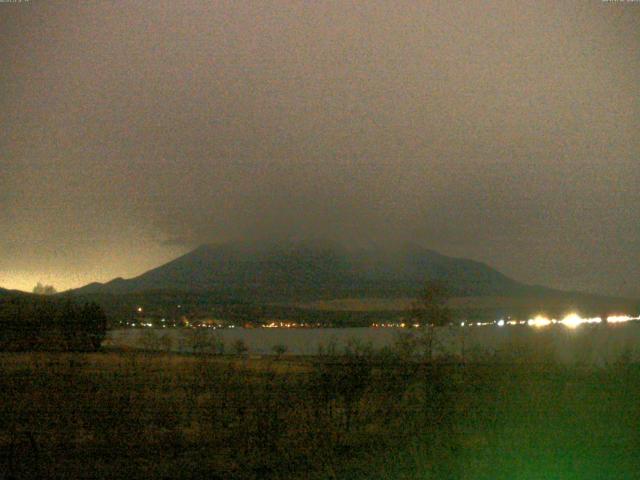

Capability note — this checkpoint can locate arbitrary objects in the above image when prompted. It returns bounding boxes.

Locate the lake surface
[106,323,640,365]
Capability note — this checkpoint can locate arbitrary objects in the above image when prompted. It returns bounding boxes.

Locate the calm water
[106,323,640,364]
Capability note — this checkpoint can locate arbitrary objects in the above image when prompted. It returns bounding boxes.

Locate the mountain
[68,242,640,322]
[72,241,545,300]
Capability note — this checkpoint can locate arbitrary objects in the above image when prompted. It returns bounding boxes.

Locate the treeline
[0,294,107,351]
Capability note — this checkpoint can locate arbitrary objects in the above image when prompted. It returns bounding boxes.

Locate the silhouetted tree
[81,302,107,351]
[233,339,248,356]
[212,332,225,355]
[409,280,453,360]
[411,280,453,327]
[188,328,210,354]
[32,282,57,295]
[271,344,288,358]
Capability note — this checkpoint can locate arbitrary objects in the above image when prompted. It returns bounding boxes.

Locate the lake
[106,322,640,365]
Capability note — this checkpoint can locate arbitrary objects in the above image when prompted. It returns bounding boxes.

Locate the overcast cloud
[1,1,638,296]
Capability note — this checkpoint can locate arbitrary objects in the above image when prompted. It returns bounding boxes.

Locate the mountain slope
[0,287,31,298]
[72,241,541,300]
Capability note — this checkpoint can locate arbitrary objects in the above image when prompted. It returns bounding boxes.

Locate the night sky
[1,1,638,296]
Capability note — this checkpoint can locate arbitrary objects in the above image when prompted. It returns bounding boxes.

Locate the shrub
[232,338,248,356]
[271,344,288,357]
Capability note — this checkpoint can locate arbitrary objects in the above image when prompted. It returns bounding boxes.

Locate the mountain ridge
[71,241,550,300]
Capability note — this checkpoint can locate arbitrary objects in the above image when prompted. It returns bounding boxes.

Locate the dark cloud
[1,1,638,296]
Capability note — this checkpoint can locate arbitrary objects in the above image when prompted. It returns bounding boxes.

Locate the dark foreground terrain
[1,349,639,479]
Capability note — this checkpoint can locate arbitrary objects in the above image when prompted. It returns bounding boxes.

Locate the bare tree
[409,280,453,361]
[410,280,452,327]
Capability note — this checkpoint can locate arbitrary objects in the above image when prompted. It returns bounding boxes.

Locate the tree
[212,332,225,355]
[32,282,57,295]
[81,302,107,351]
[188,328,210,355]
[271,344,288,358]
[159,334,173,353]
[232,339,248,356]
[409,280,453,361]
[410,280,452,327]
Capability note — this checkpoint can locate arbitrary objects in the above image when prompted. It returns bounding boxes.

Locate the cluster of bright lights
[528,315,553,328]
[560,313,601,328]
[264,321,302,328]
[127,322,153,327]
[506,320,527,326]
[369,313,640,329]
[371,322,421,328]
[124,321,239,329]
[195,324,236,329]
[457,313,640,329]
[195,323,236,329]
[607,315,640,324]
[518,313,640,329]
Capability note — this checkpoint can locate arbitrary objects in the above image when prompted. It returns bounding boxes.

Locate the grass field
[1,349,639,479]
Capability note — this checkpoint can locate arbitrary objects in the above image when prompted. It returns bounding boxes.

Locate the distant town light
[560,313,582,329]
[528,315,551,328]
[559,313,601,329]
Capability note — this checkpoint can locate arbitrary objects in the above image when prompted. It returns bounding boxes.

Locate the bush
[271,344,288,357]
[232,338,248,355]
